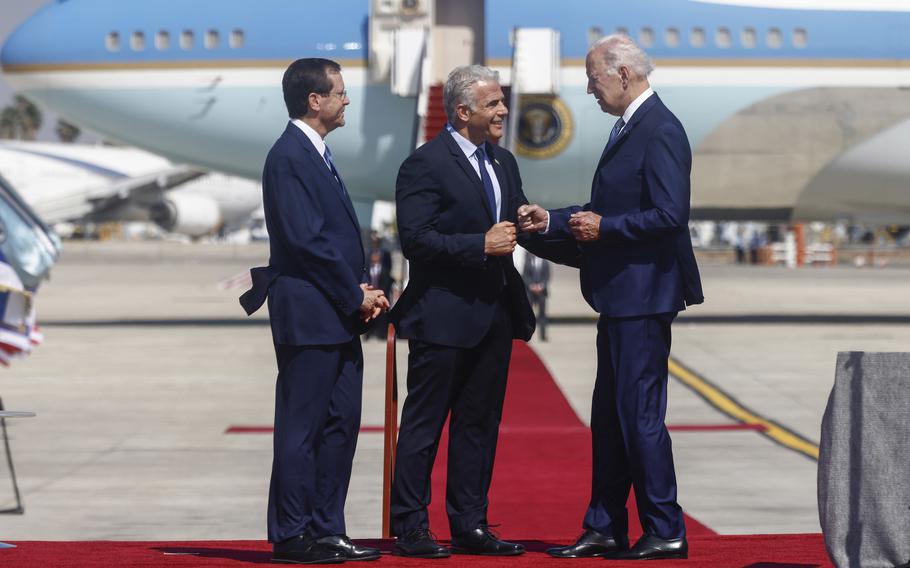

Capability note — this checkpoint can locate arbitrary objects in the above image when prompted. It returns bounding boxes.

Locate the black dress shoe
[546,528,628,558]
[450,525,524,556]
[272,535,345,564]
[612,534,688,560]
[393,528,450,558]
[316,535,380,561]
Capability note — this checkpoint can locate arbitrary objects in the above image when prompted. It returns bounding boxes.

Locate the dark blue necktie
[474,146,498,221]
[607,117,625,148]
[323,145,348,197]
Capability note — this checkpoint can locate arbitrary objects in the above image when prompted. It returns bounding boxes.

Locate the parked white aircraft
[0,141,262,237]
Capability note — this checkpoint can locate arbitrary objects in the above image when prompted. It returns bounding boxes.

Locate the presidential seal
[515,95,574,160]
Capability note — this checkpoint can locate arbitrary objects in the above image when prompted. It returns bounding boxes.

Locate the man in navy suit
[388,65,558,558]
[239,58,388,565]
[520,35,704,560]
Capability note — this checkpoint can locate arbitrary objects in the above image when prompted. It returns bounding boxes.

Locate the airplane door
[370,0,484,86]
[431,0,484,82]
[369,0,431,84]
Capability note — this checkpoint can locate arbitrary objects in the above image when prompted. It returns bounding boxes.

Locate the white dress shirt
[617,87,654,137]
[446,123,503,222]
[292,119,334,174]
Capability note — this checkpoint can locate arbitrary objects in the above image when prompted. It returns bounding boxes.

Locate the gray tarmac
[0,241,908,541]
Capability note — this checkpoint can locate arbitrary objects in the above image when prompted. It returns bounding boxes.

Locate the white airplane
[2,0,910,223]
[0,141,262,237]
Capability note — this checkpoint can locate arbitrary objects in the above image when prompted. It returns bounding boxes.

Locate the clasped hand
[517,204,548,233]
[568,211,601,242]
[359,283,390,323]
[518,205,601,241]
[485,221,517,256]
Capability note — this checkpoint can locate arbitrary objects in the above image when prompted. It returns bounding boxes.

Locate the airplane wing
[80,165,208,222]
[0,142,208,225]
[30,165,208,224]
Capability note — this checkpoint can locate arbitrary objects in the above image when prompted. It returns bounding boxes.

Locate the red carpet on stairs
[426,340,713,540]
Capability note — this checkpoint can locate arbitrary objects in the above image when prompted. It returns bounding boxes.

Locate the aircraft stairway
[423,84,446,142]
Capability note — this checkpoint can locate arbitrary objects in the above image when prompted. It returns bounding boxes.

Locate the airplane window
[715,27,731,48]
[766,27,782,48]
[205,30,220,49]
[639,27,654,47]
[230,29,245,49]
[105,32,120,52]
[665,27,680,48]
[130,31,145,51]
[793,28,808,48]
[690,27,705,48]
[741,27,757,48]
[181,30,194,50]
[587,26,603,46]
[155,31,170,50]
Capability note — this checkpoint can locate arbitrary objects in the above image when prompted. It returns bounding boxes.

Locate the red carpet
[0,535,833,567]
[0,343,834,566]
[425,340,713,540]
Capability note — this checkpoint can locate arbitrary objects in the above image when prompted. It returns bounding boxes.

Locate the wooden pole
[381,323,399,539]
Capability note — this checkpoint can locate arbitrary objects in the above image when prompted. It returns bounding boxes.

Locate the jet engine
[149,192,222,237]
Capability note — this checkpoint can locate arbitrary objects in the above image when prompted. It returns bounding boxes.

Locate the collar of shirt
[444,123,502,222]
[621,87,654,126]
[446,123,486,161]
[291,119,326,158]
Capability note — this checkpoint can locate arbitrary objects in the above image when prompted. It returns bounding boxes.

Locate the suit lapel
[595,93,662,170]
[439,129,495,224]
[287,123,361,230]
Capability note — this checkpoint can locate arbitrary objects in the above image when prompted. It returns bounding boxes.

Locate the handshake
[483,204,554,257]
[515,204,605,243]
[359,283,390,323]
[486,205,604,257]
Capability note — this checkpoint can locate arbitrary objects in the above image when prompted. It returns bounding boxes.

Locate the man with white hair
[388,64,538,558]
[520,35,703,560]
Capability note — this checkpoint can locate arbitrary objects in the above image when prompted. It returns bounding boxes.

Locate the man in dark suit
[389,64,549,559]
[239,58,388,565]
[521,254,551,341]
[367,231,394,340]
[520,35,704,561]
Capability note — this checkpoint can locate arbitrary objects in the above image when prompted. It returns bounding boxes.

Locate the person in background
[522,254,551,341]
[367,230,394,339]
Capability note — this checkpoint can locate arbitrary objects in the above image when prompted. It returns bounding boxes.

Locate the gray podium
[818,352,910,568]
[0,410,35,550]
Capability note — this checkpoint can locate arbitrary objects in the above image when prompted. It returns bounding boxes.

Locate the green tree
[0,106,17,139]
[56,119,81,143]
[14,95,42,140]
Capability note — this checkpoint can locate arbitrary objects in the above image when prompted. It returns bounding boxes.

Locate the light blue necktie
[474,146,498,221]
[322,145,348,197]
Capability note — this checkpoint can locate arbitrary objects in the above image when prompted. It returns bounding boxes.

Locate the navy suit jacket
[390,130,540,349]
[240,122,367,345]
[548,94,704,318]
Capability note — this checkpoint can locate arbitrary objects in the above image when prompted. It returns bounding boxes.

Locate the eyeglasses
[320,90,347,99]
